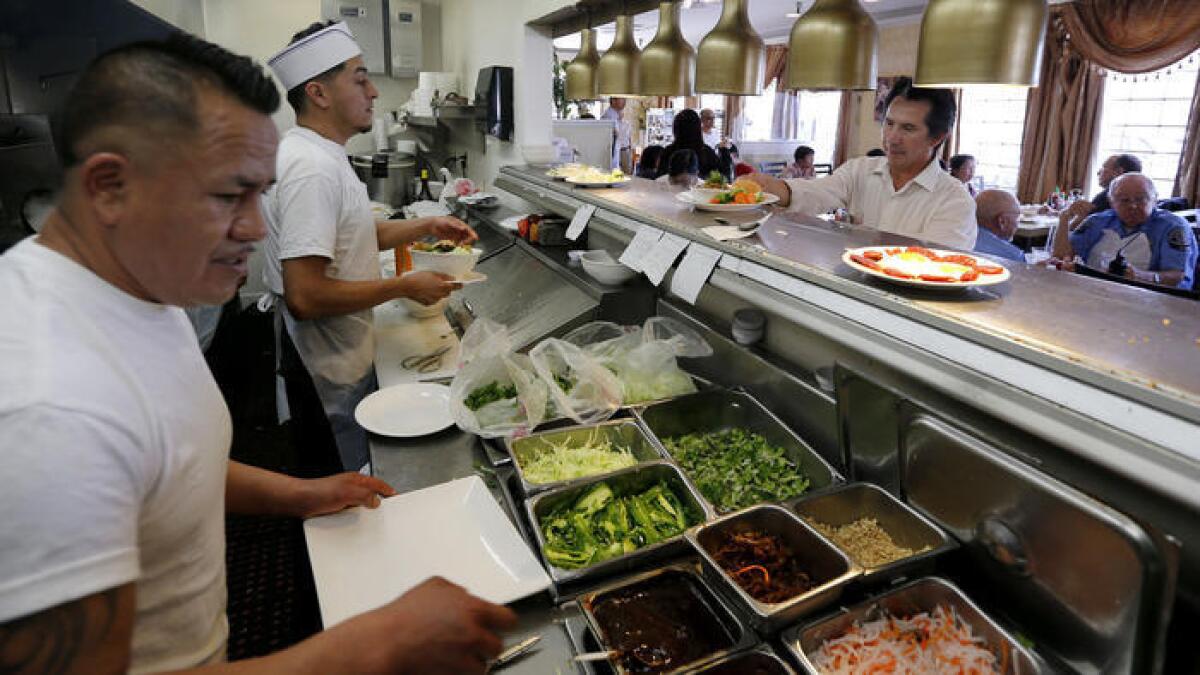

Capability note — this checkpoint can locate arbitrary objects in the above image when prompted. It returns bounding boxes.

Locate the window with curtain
[742,81,777,141]
[1092,50,1200,197]
[957,87,1029,192]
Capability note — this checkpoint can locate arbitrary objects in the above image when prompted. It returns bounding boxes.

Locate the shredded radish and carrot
[811,604,1004,675]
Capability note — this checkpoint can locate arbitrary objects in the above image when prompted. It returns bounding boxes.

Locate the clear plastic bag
[559,317,711,405]
[450,319,548,438]
[528,338,623,425]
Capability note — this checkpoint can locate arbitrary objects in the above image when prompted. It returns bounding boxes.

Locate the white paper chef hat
[267,22,362,91]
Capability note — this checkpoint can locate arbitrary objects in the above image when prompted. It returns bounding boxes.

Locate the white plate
[675,190,780,212]
[455,270,488,285]
[354,383,453,437]
[565,176,632,188]
[304,475,551,627]
[842,246,1012,289]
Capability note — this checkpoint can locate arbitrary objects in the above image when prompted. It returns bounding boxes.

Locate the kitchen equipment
[303,475,551,627]
[576,562,756,675]
[580,250,637,285]
[730,308,765,345]
[351,151,414,207]
[353,382,453,436]
[782,576,1040,674]
[476,66,514,141]
[526,460,711,586]
[687,504,860,631]
[489,634,542,671]
[505,419,662,495]
[635,389,844,515]
[789,482,954,585]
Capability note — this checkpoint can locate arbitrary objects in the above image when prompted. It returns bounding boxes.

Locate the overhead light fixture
[695,0,764,95]
[786,0,877,90]
[565,28,601,100]
[639,1,695,96]
[597,13,642,96]
[915,0,1048,87]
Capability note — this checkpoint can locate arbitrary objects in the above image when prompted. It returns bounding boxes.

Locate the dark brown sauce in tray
[589,571,735,673]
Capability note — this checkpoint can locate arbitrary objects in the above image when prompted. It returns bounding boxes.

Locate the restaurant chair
[814,163,833,176]
[757,160,788,176]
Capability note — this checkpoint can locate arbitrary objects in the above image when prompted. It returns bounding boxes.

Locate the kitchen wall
[847,19,922,157]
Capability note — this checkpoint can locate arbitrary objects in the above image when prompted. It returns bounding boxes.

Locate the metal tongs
[487,634,542,671]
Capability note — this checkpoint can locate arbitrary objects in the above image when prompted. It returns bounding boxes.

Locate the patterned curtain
[723,95,745,140]
[772,90,800,140]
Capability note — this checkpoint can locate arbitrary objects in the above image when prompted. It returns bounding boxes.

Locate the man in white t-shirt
[749,77,976,250]
[262,22,476,473]
[0,33,514,674]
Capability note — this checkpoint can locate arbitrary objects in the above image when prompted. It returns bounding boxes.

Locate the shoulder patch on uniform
[1168,226,1192,251]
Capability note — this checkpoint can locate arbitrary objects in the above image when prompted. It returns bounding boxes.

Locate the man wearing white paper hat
[262,21,477,475]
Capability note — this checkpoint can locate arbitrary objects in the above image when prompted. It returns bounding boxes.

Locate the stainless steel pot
[351,151,414,207]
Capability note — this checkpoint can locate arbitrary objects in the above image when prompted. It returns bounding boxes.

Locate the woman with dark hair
[656,109,730,181]
[949,154,977,196]
[636,145,664,179]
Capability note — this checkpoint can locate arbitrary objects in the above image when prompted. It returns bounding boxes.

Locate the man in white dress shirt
[750,77,976,250]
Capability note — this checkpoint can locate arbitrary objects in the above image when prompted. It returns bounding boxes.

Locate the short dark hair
[1113,153,1142,174]
[949,154,974,172]
[284,21,348,114]
[794,145,815,163]
[883,76,957,142]
[58,32,279,167]
[866,148,886,157]
[667,148,699,177]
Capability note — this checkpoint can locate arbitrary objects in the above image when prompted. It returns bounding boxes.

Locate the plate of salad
[676,178,779,212]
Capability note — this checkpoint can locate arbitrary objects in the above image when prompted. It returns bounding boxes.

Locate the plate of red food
[842,246,1011,289]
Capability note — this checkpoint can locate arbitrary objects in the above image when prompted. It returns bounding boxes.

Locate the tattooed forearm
[0,586,132,675]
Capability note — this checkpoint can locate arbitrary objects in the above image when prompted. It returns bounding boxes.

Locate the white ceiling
[553,0,929,51]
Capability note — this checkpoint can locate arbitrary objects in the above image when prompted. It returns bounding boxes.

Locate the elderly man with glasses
[1050,173,1196,290]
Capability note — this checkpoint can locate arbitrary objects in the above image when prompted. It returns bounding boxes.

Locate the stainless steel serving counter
[495,165,1200,507]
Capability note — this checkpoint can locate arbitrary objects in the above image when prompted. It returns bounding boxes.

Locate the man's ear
[79,152,132,229]
[304,80,331,111]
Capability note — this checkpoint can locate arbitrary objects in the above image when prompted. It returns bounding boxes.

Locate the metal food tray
[526,460,713,586]
[781,576,1041,675]
[789,482,955,586]
[692,645,798,674]
[576,561,758,675]
[505,419,663,496]
[634,389,844,515]
[687,504,860,632]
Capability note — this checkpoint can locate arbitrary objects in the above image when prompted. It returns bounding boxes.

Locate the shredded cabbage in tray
[520,433,638,484]
[812,604,1003,675]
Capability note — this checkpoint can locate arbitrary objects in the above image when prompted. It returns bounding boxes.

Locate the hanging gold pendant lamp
[915,0,1048,87]
[566,28,601,100]
[786,0,877,90]
[696,0,764,95]
[597,14,642,97]
[639,1,695,97]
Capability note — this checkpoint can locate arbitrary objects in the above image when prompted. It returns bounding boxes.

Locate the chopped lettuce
[520,432,639,485]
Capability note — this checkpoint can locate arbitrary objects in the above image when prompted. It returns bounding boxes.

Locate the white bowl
[409,247,482,278]
[397,296,448,318]
[580,251,637,285]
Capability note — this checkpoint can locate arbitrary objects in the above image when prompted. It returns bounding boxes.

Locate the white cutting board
[303,475,550,627]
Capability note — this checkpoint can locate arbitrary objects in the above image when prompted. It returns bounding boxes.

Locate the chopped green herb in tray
[662,428,810,513]
[539,480,697,570]
[464,381,518,411]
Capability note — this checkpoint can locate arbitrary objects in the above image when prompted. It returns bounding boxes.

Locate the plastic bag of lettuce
[561,317,712,405]
[449,319,549,438]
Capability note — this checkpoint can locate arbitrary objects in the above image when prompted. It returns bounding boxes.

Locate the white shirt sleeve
[0,405,146,622]
[274,172,342,261]
[923,188,979,250]
[783,164,855,215]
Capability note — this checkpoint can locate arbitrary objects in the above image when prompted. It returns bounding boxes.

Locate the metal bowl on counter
[635,389,844,515]
[504,419,663,496]
[576,561,757,675]
[789,482,955,586]
[687,504,860,632]
[692,646,797,674]
[782,576,1041,674]
[526,460,712,586]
